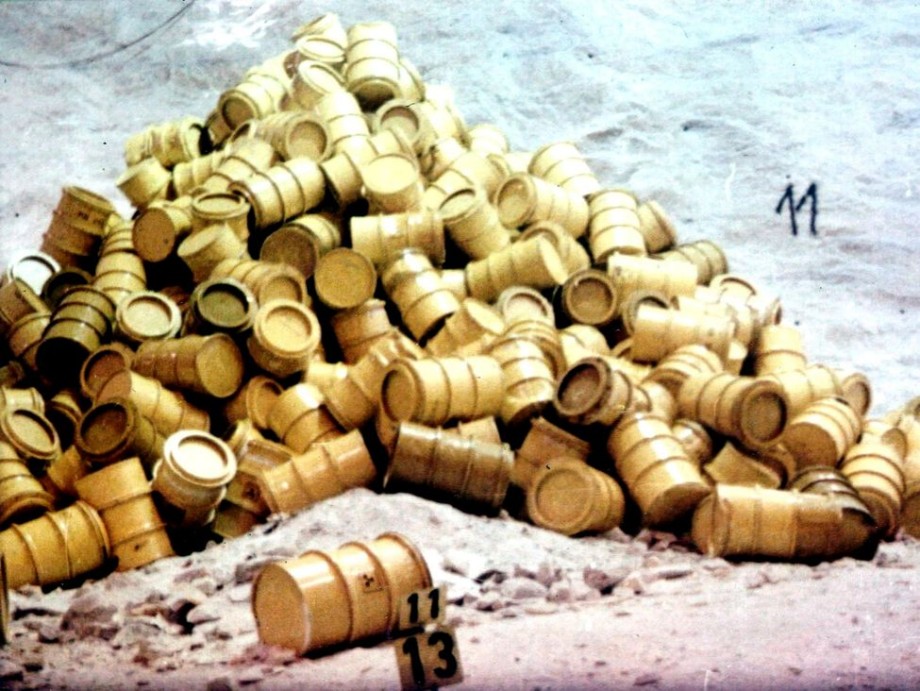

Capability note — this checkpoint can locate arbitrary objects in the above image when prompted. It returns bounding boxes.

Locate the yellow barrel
[252,533,431,654]
[526,458,623,536]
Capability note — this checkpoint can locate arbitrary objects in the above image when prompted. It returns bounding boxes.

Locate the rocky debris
[0,659,24,682]
[499,577,549,601]
[60,592,120,640]
[634,672,662,686]
[206,677,235,691]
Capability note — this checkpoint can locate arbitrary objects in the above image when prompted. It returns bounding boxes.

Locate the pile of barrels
[0,11,918,651]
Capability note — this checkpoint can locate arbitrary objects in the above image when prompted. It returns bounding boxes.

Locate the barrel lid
[193,278,257,332]
[561,269,618,326]
[313,247,377,310]
[526,459,596,535]
[79,344,134,400]
[380,362,420,421]
[242,376,284,429]
[192,191,248,219]
[164,430,236,488]
[259,226,322,281]
[554,357,608,419]
[132,206,185,262]
[253,299,320,357]
[0,408,60,462]
[75,399,134,460]
[194,334,245,398]
[116,291,182,343]
[4,251,60,296]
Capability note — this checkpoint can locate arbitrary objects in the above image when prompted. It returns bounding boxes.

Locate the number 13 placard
[396,626,463,690]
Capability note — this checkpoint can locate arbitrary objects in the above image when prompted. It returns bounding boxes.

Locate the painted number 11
[776,182,818,236]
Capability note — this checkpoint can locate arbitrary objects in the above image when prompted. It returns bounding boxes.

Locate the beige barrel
[691,484,875,560]
[586,189,644,261]
[182,277,257,337]
[513,417,591,489]
[558,324,611,369]
[656,240,728,286]
[330,298,395,364]
[210,257,308,307]
[495,173,589,238]
[636,200,678,253]
[40,446,89,503]
[315,90,371,155]
[177,223,250,283]
[115,158,171,209]
[0,500,110,590]
[92,250,147,307]
[439,187,510,260]
[198,139,277,193]
[607,254,697,304]
[79,343,134,400]
[259,430,377,515]
[671,418,714,468]
[495,286,554,326]
[114,291,182,345]
[289,59,346,110]
[323,331,425,431]
[132,199,195,264]
[95,369,210,436]
[380,355,504,426]
[427,298,505,358]
[260,212,343,281]
[248,300,322,379]
[361,152,425,213]
[134,333,245,399]
[630,304,734,365]
[760,365,843,418]
[487,334,556,427]
[837,370,872,418]
[74,458,173,571]
[269,384,343,453]
[423,150,505,210]
[528,141,600,197]
[350,209,445,268]
[645,344,725,398]
[75,398,164,471]
[677,372,789,450]
[0,407,60,468]
[839,438,905,538]
[381,249,460,341]
[222,376,284,431]
[519,221,591,275]
[229,157,326,230]
[558,268,619,328]
[252,532,431,654]
[526,458,624,536]
[313,248,378,311]
[554,356,634,428]
[152,430,237,528]
[36,286,116,385]
[464,237,568,303]
[782,397,862,469]
[217,70,289,131]
[344,28,402,108]
[607,411,711,527]
[385,421,513,514]
[753,324,807,375]
[702,441,783,489]
[0,279,49,335]
[0,450,54,528]
[320,129,412,206]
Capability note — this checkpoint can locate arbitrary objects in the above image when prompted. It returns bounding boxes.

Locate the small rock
[38,624,60,643]
[634,672,661,686]
[227,584,251,604]
[61,592,120,639]
[173,567,209,584]
[0,659,24,682]
[547,579,574,603]
[523,601,558,615]
[207,677,235,691]
[498,606,520,619]
[744,571,768,590]
[499,577,548,601]
[534,562,563,588]
[237,668,265,685]
[571,579,601,602]
[473,591,503,612]
[583,566,631,593]
[187,601,223,626]
[618,572,645,595]
[647,565,694,581]
[22,655,43,673]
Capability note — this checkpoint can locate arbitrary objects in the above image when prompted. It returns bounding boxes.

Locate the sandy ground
[0,1,919,689]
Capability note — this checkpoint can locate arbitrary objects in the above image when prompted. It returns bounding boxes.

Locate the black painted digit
[407,592,420,624]
[795,182,818,236]
[428,630,458,679]
[776,183,798,236]
[402,635,426,687]
[428,587,441,621]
